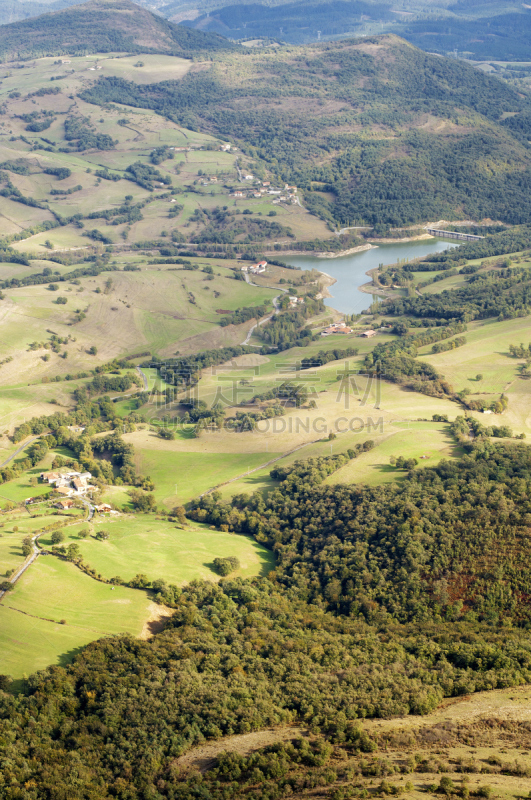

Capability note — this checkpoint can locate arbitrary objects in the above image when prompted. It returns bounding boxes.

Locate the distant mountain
[0,0,236,60]
[177,0,395,45]
[403,10,531,61]
[159,0,529,58]
[0,0,86,27]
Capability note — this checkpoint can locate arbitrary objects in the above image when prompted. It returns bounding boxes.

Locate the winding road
[241,273,288,347]
[0,495,95,602]
[0,436,40,469]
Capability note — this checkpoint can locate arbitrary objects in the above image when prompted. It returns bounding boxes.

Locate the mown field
[39,514,274,585]
[0,556,152,680]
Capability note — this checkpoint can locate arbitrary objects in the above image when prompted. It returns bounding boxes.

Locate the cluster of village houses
[232,181,299,204]
[40,470,95,497]
[321,322,377,337]
[24,471,111,513]
[240,260,268,275]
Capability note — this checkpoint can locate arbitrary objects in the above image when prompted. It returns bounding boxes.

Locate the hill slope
[0,0,236,60]
[82,33,531,227]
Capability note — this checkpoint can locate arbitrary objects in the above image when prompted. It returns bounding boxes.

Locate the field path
[200,438,321,497]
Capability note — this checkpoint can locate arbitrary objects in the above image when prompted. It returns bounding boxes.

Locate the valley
[0,3,531,798]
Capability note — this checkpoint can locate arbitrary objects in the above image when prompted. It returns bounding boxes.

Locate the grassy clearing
[39,515,274,586]
[96,54,192,84]
[215,421,463,498]
[323,421,463,487]
[0,605,100,683]
[0,556,152,679]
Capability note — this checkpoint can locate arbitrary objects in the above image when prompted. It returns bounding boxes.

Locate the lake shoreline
[284,238,459,314]
[315,270,337,301]
[266,243,377,259]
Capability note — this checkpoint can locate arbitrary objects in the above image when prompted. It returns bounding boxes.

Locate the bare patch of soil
[139,602,173,640]
[175,725,308,773]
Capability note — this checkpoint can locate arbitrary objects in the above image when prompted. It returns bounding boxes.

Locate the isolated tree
[50,530,65,545]
[212,556,240,576]
[129,489,156,513]
[170,505,187,525]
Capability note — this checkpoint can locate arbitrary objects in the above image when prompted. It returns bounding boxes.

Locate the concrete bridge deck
[426,228,484,241]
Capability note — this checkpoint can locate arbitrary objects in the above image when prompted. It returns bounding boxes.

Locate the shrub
[212,556,240,576]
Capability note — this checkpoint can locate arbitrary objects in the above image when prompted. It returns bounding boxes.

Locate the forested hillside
[81,33,531,227]
[2,443,531,798]
[0,0,236,60]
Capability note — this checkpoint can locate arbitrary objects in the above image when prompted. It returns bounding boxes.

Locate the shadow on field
[58,644,90,668]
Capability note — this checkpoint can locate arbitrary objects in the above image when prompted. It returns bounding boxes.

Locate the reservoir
[285,238,460,314]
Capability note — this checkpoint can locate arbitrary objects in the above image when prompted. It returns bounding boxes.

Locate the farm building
[322,322,352,336]
[55,486,73,497]
[360,330,377,338]
[55,499,75,509]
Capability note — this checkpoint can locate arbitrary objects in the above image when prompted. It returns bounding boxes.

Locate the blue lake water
[285,238,459,314]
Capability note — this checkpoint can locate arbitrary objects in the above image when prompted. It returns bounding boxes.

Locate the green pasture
[323,421,463,487]
[0,525,28,576]
[0,605,100,683]
[0,476,49,505]
[39,515,274,586]
[218,421,463,498]
[134,445,277,506]
[0,509,83,575]
[0,556,151,679]
[421,272,468,293]
[94,54,192,85]
[193,336,387,407]
[419,317,531,433]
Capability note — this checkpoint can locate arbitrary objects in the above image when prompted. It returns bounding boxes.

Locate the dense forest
[3,443,531,798]
[191,443,531,625]
[384,265,531,322]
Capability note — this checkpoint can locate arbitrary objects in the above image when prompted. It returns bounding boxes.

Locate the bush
[212,556,240,576]
[158,428,175,440]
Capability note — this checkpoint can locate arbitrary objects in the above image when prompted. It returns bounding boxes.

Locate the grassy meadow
[39,515,274,585]
[0,556,152,680]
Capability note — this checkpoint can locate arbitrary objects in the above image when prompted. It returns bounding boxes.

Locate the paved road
[0,529,42,601]
[79,496,95,520]
[0,436,40,469]
[241,274,288,346]
[0,496,95,602]
[136,365,149,390]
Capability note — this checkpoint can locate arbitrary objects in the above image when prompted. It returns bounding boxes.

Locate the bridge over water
[426,228,484,242]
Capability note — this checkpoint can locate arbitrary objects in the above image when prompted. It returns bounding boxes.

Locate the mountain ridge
[0,0,236,61]
[80,32,531,227]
